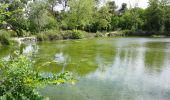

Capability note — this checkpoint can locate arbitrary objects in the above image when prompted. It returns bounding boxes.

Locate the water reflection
[39,38,170,100]
[0,46,15,58]
[22,44,39,54]
[1,38,170,100]
[55,52,70,72]
[144,42,170,74]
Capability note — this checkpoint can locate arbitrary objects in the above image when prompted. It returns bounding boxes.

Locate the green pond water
[1,37,170,100]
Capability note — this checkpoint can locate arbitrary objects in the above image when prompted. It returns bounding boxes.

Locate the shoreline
[1,30,170,46]
[12,34,170,45]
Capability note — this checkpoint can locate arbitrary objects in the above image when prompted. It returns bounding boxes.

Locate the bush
[8,30,17,37]
[95,31,104,37]
[36,30,62,41]
[44,30,62,40]
[61,30,87,39]
[0,30,11,45]
[71,30,85,39]
[0,52,74,100]
[43,30,59,35]
[121,30,133,36]
[37,30,86,41]
[36,30,87,41]
[17,30,30,37]
[36,33,48,41]
[59,30,71,40]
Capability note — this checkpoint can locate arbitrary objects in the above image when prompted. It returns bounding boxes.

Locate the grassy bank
[0,29,170,45]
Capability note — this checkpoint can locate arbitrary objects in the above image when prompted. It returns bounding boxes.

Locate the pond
[1,37,170,100]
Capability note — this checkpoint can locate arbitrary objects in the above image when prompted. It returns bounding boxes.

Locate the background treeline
[0,0,170,37]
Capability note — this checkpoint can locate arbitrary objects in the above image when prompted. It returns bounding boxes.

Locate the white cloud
[54,0,149,11]
[113,0,148,8]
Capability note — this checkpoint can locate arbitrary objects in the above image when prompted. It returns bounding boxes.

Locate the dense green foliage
[0,30,11,45]
[36,30,87,41]
[0,0,170,39]
[62,0,95,30]
[0,52,74,100]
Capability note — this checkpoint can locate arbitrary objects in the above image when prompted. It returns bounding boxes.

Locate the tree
[110,15,120,31]
[47,0,69,13]
[107,1,117,14]
[118,11,134,30]
[28,1,57,33]
[160,0,170,6]
[47,0,58,13]
[164,5,170,31]
[117,7,144,31]
[144,0,165,31]
[119,3,128,15]
[63,0,95,30]
[58,0,70,11]
[97,6,112,31]
[129,7,145,31]
[92,6,112,31]
[0,0,30,34]
[0,3,11,25]
[160,0,170,31]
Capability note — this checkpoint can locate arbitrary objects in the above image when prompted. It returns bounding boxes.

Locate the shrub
[44,30,62,40]
[36,30,87,41]
[43,29,59,35]
[61,30,73,39]
[0,30,11,45]
[70,30,86,39]
[95,31,104,37]
[48,33,63,40]
[36,30,61,41]
[0,52,74,100]
[19,30,30,37]
[8,30,17,37]
[36,33,48,41]
[121,30,133,36]
[61,30,86,39]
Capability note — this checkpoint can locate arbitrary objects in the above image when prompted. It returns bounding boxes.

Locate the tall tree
[144,0,165,31]
[47,0,58,13]
[0,0,31,34]
[28,0,57,32]
[107,1,117,14]
[63,0,95,30]
[160,0,170,31]
[59,0,69,11]
[92,5,111,31]
[119,3,128,15]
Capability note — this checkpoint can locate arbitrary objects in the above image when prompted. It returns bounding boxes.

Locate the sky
[113,0,149,8]
[54,0,149,11]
